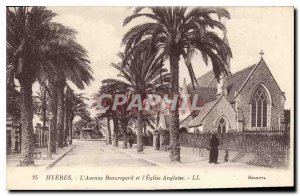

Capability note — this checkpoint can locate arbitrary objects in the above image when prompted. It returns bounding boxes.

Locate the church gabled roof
[179,114,194,128]
[188,96,222,127]
[225,64,256,102]
[234,59,286,100]
[186,63,257,103]
[187,86,217,109]
[187,71,216,88]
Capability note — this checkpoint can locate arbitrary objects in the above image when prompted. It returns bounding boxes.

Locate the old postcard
[6,6,294,190]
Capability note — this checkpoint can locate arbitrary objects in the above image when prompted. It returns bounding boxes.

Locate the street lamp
[47,112,54,159]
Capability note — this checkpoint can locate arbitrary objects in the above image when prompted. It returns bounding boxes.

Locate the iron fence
[179,127,290,155]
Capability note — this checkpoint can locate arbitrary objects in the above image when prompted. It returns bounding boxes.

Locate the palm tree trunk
[19,79,34,166]
[107,117,112,144]
[56,84,64,148]
[143,124,147,135]
[137,110,143,152]
[48,80,57,153]
[143,124,147,145]
[112,117,119,147]
[42,94,47,128]
[69,117,73,145]
[169,53,180,161]
[63,105,68,146]
[121,119,128,149]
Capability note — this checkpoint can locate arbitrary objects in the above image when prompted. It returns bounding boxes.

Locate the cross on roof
[259,50,264,59]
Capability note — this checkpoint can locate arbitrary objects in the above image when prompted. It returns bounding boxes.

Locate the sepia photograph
[5,5,294,190]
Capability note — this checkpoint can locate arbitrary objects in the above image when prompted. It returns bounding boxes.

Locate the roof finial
[259,50,264,59]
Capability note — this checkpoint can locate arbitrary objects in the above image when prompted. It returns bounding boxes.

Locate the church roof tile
[186,64,257,103]
[188,97,221,127]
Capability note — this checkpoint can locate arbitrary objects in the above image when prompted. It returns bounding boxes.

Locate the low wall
[180,146,289,168]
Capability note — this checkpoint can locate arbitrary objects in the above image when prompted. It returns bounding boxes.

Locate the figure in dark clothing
[128,134,134,148]
[156,135,160,150]
[209,133,219,164]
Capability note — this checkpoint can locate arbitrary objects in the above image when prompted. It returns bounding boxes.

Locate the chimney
[217,74,228,98]
[181,78,189,96]
[180,78,192,118]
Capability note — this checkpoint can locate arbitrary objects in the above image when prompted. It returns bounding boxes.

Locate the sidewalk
[112,143,263,169]
[6,144,76,170]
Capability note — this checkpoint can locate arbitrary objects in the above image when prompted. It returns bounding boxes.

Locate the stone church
[179,56,286,133]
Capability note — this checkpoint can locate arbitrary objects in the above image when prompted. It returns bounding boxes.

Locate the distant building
[34,123,48,148]
[6,113,21,155]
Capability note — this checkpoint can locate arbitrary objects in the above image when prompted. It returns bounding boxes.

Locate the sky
[39,6,294,119]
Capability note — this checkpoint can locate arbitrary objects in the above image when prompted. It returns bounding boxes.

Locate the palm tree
[92,96,115,145]
[106,117,112,144]
[63,93,69,146]
[141,112,156,135]
[112,116,119,147]
[55,44,93,148]
[64,86,73,144]
[90,117,106,138]
[98,50,170,152]
[131,110,156,146]
[95,113,112,145]
[93,85,124,147]
[7,7,59,165]
[47,78,58,152]
[123,7,232,161]
[116,96,135,149]
[45,25,93,149]
[66,91,91,144]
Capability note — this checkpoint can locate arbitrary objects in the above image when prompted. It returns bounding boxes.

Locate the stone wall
[202,96,237,131]
[180,146,288,168]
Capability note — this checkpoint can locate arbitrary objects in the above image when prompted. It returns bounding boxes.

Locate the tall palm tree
[106,117,112,144]
[99,50,170,152]
[7,7,59,165]
[123,7,232,161]
[66,91,91,144]
[7,7,93,162]
[64,86,73,145]
[41,23,76,151]
[38,78,61,152]
[56,77,65,148]
[112,116,119,147]
[55,43,93,148]
[46,25,93,149]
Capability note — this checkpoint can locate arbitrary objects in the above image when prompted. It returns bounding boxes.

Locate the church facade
[180,57,286,133]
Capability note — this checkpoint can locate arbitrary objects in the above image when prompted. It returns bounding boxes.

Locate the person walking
[128,134,134,148]
[209,133,219,164]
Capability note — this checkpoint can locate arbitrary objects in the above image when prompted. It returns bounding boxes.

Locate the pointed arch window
[251,86,269,128]
[217,117,227,133]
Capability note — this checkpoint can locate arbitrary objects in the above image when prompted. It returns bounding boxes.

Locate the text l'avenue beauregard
[44,174,202,181]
